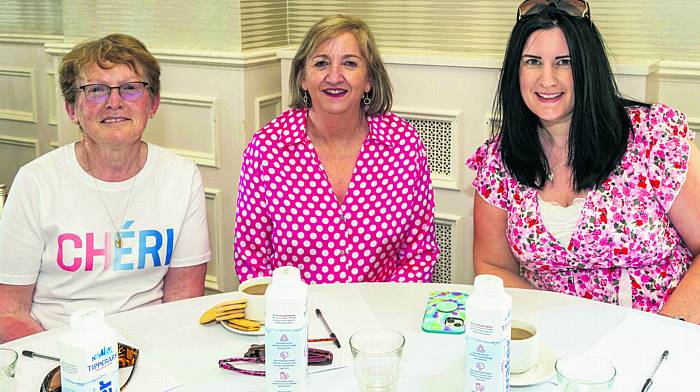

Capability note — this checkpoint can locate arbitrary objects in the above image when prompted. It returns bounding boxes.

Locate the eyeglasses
[517,0,591,21]
[219,343,333,377]
[77,81,149,104]
[41,343,139,391]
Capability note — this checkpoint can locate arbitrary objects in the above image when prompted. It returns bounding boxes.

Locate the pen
[22,350,59,362]
[315,308,341,348]
[641,349,669,392]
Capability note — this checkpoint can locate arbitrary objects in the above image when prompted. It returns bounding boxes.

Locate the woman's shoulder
[17,143,73,179]
[254,108,305,137]
[369,112,427,148]
[626,103,691,140]
[466,135,503,171]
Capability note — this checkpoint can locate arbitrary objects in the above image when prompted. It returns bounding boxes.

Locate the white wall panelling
[0,134,40,188]
[150,94,221,168]
[0,67,37,123]
[433,213,464,284]
[204,188,223,293]
[0,35,58,187]
[46,71,56,125]
[0,134,40,155]
[254,93,283,133]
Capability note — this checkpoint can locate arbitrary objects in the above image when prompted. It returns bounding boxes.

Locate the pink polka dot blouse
[234,108,439,284]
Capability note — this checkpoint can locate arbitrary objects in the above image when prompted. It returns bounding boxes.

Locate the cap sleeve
[642,103,695,212]
[466,137,510,211]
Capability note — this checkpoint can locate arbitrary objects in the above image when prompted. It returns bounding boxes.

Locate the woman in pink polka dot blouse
[234,15,439,284]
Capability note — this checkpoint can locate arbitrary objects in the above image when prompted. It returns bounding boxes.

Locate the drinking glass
[555,354,616,391]
[0,348,18,392]
[349,329,405,392]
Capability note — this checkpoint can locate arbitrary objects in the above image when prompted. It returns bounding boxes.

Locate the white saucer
[511,345,556,387]
[220,320,264,336]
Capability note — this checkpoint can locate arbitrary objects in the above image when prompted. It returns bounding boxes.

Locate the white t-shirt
[0,142,211,329]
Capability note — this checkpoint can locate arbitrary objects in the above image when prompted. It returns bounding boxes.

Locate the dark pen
[315,308,341,348]
[22,350,59,362]
[641,349,669,392]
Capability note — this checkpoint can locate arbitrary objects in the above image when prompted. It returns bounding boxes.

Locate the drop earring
[362,92,371,112]
[303,90,310,107]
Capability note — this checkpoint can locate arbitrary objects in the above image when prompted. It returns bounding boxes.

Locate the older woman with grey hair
[0,34,211,342]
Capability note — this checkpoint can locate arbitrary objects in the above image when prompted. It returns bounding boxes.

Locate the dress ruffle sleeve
[641,103,695,212]
[466,137,510,211]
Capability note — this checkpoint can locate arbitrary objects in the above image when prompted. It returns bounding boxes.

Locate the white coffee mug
[238,276,272,322]
[510,319,539,374]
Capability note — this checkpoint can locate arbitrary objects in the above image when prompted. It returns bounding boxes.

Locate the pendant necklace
[94,176,136,248]
[86,146,139,249]
[547,161,567,183]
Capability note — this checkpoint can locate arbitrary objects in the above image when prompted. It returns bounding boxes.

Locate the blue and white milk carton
[265,266,308,392]
[59,308,119,392]
[465,275,512,392]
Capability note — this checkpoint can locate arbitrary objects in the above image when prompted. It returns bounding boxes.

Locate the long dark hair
[493,7,648,191]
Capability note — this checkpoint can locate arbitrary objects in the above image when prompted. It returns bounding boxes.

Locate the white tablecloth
[3,283,699,391]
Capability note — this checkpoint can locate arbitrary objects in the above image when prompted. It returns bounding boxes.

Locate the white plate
[511,345,556,387]
[219,320,264,336]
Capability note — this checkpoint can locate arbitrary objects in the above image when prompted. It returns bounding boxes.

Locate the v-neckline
[533,187,593,252]
[306,134,368,209]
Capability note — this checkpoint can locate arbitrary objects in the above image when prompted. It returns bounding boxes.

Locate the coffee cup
[238,276,272,322]
[510,319,539,374]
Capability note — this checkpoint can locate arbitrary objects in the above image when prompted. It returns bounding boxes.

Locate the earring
[303,90,310,107]
[363,92,371,112]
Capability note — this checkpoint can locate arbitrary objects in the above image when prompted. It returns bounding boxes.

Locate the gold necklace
[83,144,140,249]
[547,161,567,183]
[93,176,136,248]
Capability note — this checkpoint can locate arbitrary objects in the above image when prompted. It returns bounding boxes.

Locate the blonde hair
[289,15,393,115]
[59,33,160,106]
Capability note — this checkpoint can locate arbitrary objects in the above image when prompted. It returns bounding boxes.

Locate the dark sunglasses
[517,0,591,21]
[219,343,333,377]
[41,343,139,392]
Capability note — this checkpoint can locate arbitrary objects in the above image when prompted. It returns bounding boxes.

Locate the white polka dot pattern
[234,108,439,284]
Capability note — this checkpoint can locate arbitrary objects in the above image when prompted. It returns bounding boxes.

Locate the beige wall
[1,1,699,287]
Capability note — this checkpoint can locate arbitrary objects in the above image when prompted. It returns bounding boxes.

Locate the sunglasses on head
[41,343,139,392]
[517,0,591,21]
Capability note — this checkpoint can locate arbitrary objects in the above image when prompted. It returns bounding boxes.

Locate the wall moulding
[156,94,221,168]
[0,67,38,123]
[689,118,700,133]
[0,134,40,157]
[254,93,282,132]
[0,33,63,45]
[204,187,222,293]
[393,107,463,191]
[433,213,463,284]
[44,42,280,69]
[46,71,57,125]
[650,60,700,82]
[278,48,656,75]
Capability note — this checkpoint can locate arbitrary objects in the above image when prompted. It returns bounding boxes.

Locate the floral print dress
[467,104,694,313]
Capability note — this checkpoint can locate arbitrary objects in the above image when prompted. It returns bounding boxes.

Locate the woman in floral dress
[468,1,700,322]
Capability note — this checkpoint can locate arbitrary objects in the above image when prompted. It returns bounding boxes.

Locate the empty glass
[0,348,17,392]
[555,354,616,391]
[350,329,405,392]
